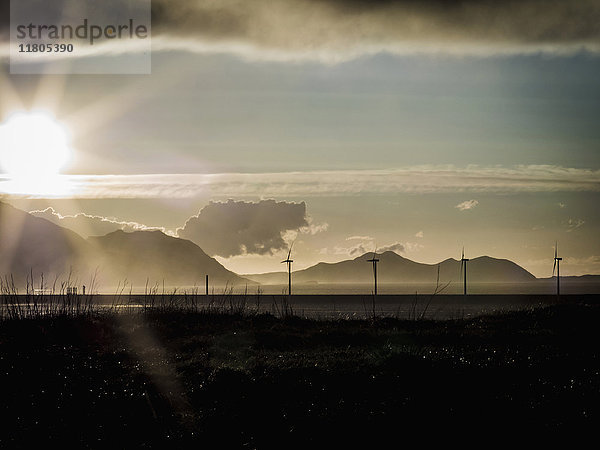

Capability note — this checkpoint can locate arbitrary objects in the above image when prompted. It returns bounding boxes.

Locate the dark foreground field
[1,301,598,447]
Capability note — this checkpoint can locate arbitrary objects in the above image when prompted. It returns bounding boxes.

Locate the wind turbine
[460,247,469,296]
[367,249,380,295]
[281,243,294,297]
[553,242,562,297]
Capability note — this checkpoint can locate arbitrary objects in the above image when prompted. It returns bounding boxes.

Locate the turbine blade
[554,241,557,259]
[286,240,294,261]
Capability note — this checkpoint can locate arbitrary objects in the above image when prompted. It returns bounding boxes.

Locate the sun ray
[0,73,26,118]
[63,64,191,141]
[32,73,70,116]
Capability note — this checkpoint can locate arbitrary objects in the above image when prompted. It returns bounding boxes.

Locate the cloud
[378,242,406,254]
[347,243,372,257]
[346,235,373,241]
[29,207,168,238]
[279,217,328,244]
[566,218,585,232]
[176,199,313,257]
[3,1,600,61]
[300,217,329,235]
[2,165,598,199]
[415,231,424,238]
[334,235,373,256]
[333,237,418,257]
[455,199,479,211]
[148,0,600,60]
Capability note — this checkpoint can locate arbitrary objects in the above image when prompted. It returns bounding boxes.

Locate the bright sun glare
[0,111,72,179]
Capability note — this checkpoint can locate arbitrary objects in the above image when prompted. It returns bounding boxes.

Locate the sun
[0,111,72,178]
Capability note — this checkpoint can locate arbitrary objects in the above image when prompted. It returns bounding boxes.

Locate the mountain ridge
[1,201,597,290]
[88,229,250,288]
[244,251,537,285]
[0,201,249,290]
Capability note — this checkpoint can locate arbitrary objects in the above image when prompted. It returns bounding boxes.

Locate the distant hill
[0,201,250,290]
[88,230,250,289]
[538,274,600,282]
[0,201,92,286]
[245,251,537,285]
[1,200,597,293]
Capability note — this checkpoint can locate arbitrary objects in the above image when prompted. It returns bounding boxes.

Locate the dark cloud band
[3,0,600,58]
[150,0,600,55]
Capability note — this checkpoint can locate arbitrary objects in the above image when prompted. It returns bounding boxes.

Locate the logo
[10,0,152,74]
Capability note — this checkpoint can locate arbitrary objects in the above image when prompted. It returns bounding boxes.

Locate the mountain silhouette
[244,251,537,285]
[0,201,91,287]
[0,201,248,290]
[88,230,249,288]
[1,200,595,291]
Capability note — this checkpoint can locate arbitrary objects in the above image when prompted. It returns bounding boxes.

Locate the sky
[1,0,600,277]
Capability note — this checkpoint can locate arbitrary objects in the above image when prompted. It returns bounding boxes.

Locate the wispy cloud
[29,207,169,237]
[136,0,600,60]
[415,231,424,238]
[2,1,600,61]
[346,243,373,257]
[281,217,329,245]
[331,236,420,257]
[346,235,373,241]
[566,218,585,232]
[378,242,406,254]
[455,199,479,211]
[1,165,599,199]
[334,235,374,257]
[300,218,329,236]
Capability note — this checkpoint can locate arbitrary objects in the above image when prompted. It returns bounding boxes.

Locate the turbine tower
[281,243,294,297]
[460,247,469,296]
[367,250,380,295]
[553,242,562,297]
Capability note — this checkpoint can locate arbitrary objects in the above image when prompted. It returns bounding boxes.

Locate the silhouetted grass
[0,298,598,447]
[0,272,100,319]
[1,276,272,320]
